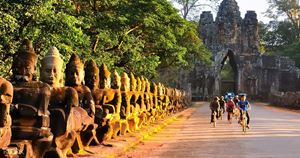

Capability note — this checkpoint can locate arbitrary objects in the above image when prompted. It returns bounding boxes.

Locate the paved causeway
[119,102,300,158]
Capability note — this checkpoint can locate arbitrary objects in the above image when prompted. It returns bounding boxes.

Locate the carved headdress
[66,54,84,70]
[41,47,63,68]
[121,72,130,91]
[99,63,111,89]
[99,64,111,80]
[84,59,99,89]
[130,73,137,91]
[40,47,64,87]
[111,70,121,89]
[84,60,99,74]
[13,39,37,64]
[12,39,37,81]
[65,53,84,86]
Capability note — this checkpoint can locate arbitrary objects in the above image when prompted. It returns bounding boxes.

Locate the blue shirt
[238,100,249,111]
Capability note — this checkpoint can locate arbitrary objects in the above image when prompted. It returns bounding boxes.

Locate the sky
[172,0,273,23]
[235,0,271,23]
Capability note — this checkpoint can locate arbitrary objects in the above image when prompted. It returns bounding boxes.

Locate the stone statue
[143,78,154,125]
[65,54,95,117]
[0,77,13,150]
[127,74,140,131]
[149,82,159,122]
[84,61,121,142]
[157,83,170,119]
[10,39,53,158]
[65,54,98,154]
[119,72,134,135]
[40,47,82,157]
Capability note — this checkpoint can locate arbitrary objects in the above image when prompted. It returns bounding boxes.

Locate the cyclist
[237,94,251,129]
[226,97,235,123]
[233,95,239,105]
[218,96,226,118]
[210,96,220,123]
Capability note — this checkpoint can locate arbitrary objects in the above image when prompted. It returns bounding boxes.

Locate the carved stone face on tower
[99,63,111,89]
[12,39,37,82]
[40,47,63,87]
[65,54,84,86]
[84,60,100,90]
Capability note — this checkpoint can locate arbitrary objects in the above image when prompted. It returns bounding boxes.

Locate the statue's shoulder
[82,85,91,93]
[13,81,50,90]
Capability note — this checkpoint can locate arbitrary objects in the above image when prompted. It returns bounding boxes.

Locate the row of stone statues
[0,39,190,158]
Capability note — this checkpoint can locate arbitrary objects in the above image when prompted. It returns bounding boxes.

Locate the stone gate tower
[189,0,300,100]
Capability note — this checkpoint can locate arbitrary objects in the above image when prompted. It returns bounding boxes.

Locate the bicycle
[219,108,224,120]
[227,108,233,124]
[240,110,247,133]
[211,111,217,128]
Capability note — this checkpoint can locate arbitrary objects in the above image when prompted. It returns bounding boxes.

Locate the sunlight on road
[120,102,300,158]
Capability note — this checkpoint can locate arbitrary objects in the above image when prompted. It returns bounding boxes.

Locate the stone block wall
[186,0,300,104]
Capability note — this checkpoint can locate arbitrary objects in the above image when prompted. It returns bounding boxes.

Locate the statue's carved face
[85,70,99,89]
[0,79,13,105]
[0,78,13,127]
[40,63,62,87]
[66,66,84,86]
[13,60,36,82]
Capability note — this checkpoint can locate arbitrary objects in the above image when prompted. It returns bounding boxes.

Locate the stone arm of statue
[83,86,96,117]
[65,87,79,112]
[35,83,52,136]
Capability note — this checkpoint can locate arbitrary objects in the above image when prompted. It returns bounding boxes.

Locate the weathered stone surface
[187,0,300,102]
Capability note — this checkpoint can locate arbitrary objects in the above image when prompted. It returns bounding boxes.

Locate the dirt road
[119,102,300,158]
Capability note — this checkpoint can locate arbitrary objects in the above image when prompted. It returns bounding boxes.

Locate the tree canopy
[0,0,211,80]
[260,0,300,67]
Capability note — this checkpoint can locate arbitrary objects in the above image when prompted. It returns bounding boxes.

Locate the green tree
[0,0,211,81]
[261,0,300,68]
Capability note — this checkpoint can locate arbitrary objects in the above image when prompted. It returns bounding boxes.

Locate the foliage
[261,0,300,67]
[0,0,211,80]
[260,20,299,52]
[220,62,235,81]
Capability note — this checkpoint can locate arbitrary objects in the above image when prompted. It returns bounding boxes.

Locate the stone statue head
[12,39,37,82]
[111,70,121,89]
[65,53,84,86]
[99,64,111,89]
[150,82,158,95]
[0,78,13,127]
[121,72,130,91]
[136,77,141,92]
[84,60,99,90]
[141,76,146,92]
[158,83,164,96]
[145,78,151,93]
[40,47,64,87]
[130,73,137,91]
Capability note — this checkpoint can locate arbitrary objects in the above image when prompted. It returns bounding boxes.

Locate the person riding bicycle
[210,96,220,123]
[218,96,226,118]
[233,95,239,105]
[237,94,251,129]
[226,97,235,122]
